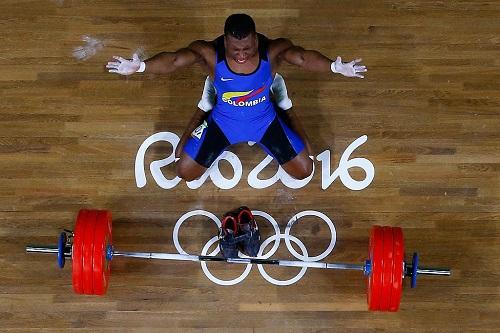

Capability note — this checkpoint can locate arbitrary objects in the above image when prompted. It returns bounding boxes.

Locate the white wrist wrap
[137,61,146,73]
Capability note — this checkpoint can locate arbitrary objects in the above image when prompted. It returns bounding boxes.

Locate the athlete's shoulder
[257,33,270,44]
[187,40,216,59]
[267,38,294,60]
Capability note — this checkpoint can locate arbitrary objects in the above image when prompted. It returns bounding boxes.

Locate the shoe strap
[234,232,253,243]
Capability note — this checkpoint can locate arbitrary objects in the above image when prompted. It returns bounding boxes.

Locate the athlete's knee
[176,166,200,182]
[293,159,313,180]
[176,160,205,182]
[284,155,313,180]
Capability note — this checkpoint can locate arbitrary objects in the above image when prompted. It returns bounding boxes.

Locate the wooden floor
[1,0,499,331]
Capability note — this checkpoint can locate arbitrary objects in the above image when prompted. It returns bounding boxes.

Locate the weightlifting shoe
[236,206,261,257]
[218,215,239,259]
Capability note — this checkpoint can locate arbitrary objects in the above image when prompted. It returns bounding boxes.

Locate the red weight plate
[82,210,98,295]
[389,227,404,312]
[379,226,394,311]
[367,226,384,311]
[92,210,112,295]
[103,211,112,293]
[72,209,89,294]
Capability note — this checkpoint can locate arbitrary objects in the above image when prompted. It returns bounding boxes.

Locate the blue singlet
[183,34,305,168]
[211,34,276,143]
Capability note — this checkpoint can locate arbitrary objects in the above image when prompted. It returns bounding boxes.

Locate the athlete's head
[224,14,258,64]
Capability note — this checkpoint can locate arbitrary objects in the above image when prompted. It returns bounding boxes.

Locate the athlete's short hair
[224,14,256,39]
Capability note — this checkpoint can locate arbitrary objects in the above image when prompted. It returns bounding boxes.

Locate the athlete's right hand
[106,53,142,75]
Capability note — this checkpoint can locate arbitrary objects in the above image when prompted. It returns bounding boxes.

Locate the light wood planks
[0,0,499,332]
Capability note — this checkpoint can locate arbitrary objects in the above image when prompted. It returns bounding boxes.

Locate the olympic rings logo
[173,210,337,286]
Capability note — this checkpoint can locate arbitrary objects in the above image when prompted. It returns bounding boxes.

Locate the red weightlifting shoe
[236,206,261,257]
[218,215,240,258]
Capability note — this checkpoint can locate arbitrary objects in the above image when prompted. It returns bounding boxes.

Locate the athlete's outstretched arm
[106,40,213,75]
[270,38,367,78]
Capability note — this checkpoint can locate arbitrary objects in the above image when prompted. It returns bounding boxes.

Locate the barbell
[26,209,451,312]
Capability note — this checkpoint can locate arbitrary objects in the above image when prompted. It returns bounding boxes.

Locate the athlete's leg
[280,148,313,180]
[259,116,313,180]
[276,107,313,156]
[177,116,230,182]
[176,152,208,182]
[271,73,313,156]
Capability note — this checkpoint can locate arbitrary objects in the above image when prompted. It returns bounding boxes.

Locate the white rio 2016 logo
[135,133,374,191]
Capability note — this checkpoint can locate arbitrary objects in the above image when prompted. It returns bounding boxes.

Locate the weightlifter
[106,13,367,182]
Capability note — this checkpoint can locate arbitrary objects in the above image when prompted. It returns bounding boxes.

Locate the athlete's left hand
[331,57,367,78]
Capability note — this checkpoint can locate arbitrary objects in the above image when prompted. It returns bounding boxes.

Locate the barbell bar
[26,209,451,312]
